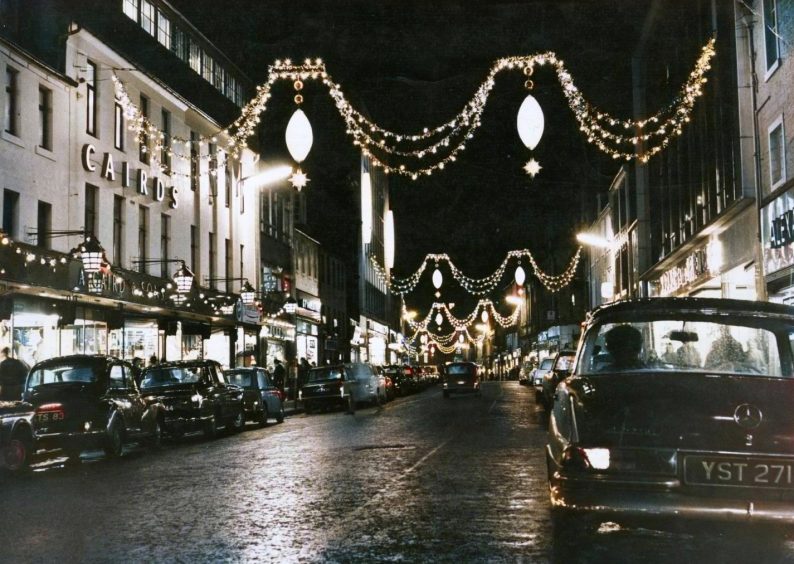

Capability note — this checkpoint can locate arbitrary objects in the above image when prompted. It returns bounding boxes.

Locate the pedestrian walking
[272,358,286,393]
[0,347,29,401]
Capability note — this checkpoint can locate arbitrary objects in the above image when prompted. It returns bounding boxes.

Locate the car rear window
[225,371,253,387]
[27,363,98,389]
[308,367,343,382]
[540,359,554,370]
[579,319,786,377]
[446,364,475,376]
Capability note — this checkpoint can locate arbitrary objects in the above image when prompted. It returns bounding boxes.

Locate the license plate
[684,455,794,488]
[36,411,64,423]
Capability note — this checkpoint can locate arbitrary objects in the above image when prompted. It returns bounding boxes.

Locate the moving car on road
[547,298,794,536]
[140,360,244,439]
[442,362,481,398]
[301,363,386,413]
[24,355,163,463]
[224,367,285,426]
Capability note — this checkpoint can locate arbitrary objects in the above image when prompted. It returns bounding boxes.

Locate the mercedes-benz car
[546,298,794,535]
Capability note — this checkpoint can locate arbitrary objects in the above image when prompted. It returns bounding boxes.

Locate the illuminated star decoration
[289,168,310,190]
[523,158,542,178]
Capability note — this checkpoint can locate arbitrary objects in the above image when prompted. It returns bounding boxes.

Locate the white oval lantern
[515,265,526,286]
[435,312,444,326]
[285,109,313,163]
[458,333,465,344]
[481,309,489,323]
[516,94,544,150]
[432,268,443,289]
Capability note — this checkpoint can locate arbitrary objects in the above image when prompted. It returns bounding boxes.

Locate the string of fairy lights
[404,299,522,333]
[111,37,716,182]
[371,247,582,296]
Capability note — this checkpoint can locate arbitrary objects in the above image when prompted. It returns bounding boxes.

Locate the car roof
[141,359,220,372]
[31,354,117,369]
[588,297,794,324]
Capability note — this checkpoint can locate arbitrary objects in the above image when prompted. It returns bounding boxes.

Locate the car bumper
[162,413,211,434]
[550,471,794,526]
[35,430,106,452]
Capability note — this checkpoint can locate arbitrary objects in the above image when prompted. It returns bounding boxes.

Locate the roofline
[0,34,78,87]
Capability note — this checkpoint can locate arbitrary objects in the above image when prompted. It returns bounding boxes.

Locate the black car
[24,355,163,463]
[382,365,411,397]
[442,362,481,398]
[224,367,285,426]
[547,298,794,536]
[0,400,35,473]
[140,360,244,439]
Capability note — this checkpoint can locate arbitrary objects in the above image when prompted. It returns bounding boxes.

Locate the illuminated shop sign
[81,144,178,208]
[658,240,722,296]
[761,190,794,276]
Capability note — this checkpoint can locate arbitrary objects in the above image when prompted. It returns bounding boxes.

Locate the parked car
[383,365,410,397]
[518,362,534,385]
[547,297,794,536]
[24,355,163,463]
[540,350,576,409]
[301,363,386,413]
[531,357,554,400]
[401,365,422,393]
[0,400,35,473]
[139,360,244,439]
[224,367,285,426]
[442,362,481,398]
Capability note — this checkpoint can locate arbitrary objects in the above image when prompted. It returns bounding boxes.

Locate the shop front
[762,187,794,303]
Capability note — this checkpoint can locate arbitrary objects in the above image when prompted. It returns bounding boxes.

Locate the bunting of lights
[373,247,581,295]
[403,299,521,332]
[111,38,716,182]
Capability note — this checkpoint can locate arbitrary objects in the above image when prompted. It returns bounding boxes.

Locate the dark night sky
[168,0,694,313]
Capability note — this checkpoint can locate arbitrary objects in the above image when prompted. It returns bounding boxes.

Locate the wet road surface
[1,381,794,562]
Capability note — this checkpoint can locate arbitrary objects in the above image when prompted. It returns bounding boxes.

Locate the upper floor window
[86,61,97,136]
[161,109,171,173]
[4,66,18,136]
[157,11,171,49]
[189,41,201,74]
[38,86,52,150]
[37,201,51,249]
[140,0,155,36]
[2,189,18,237]
[113,195,124,266]
[139,94,149,164]
[85,184,98,236]
[769,116,786,190]
[202,52,214,83]
[763,0,780,74]
[138,205,149,271]
[161,214,171,278]
[171,27,188,61]
[114,101,124,150]
[122,0,138,21]
[190,130,198,191]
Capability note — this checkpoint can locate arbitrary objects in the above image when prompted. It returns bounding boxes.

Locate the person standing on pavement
[272,358,286,394]
[0,346,29,401]
[298,357,310,390]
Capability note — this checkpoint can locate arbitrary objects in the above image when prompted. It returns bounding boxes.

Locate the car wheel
[276,405,285,424]
[148,417,163,450]
[231,409,245,433]
[203,413,219,439]
[2,433,31,473]
[259,406,269,427]
[104,418,125,458]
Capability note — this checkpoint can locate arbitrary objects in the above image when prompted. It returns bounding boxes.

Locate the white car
[530,357,554,400]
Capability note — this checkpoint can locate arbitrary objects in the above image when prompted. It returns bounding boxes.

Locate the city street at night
[2,383,793,563]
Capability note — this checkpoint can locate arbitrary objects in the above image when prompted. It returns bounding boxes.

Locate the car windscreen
[27,361,99,389]
[578,318,787,377]
[307,367,343,382]
[446,364,475,377]
[224,371,254,388]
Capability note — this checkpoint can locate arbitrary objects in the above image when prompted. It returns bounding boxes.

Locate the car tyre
[148,417,163,450]
[259,406,269,427]
[2,433,32,473]
[276,405,285,424]
[104,418,125,458]
[203,413,220,439]
[231,409,245,433]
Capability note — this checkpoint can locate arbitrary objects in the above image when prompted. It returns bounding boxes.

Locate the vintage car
[24,355,163,463]
[442,361,481,398]
[139,360,244,438]
[531,357,554,401]
[224,367,285,426]
[0,400,35,473]
[541,350,576,409]
[546,298,794,535]
[300,363,385,413]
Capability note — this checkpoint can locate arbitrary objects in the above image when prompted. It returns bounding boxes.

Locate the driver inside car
[601,324,646,371]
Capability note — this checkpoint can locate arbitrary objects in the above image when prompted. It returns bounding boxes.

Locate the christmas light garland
[404,299,521,332]
[111,38,716,181]
[372,247,582,295]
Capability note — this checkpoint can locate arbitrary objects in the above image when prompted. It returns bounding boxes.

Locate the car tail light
[561,446,610,470]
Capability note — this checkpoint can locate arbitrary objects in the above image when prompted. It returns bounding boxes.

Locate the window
[189,41,201,74]
[140,0,155,36]
[109,365,125,389]
[769,117,786,190]
[156,10,171,48]
[239,244,244,279]
[224,154,231,208]
[190,130,198,191]
[161,214,171,278]
[225,74,236,100]
[209,143,217,200]
[202,52,213,82]
[114,102,124,150]
[225,238,232,292]
[763,0,780,73]
[2,189,18,237]
[161,109,171,173]
[139,95,149,164]
[138,205,148,272]
[4,66,18,135]
[38,86,52,150]
[113,196,124,266]
[208,232,216,288]
[85,184,98,236]
[190,225,198,274]
[86,61,97,136]
[37,201,51,249]
[213,62,224,91]
[171,26,187,61]
[122,0,138,21]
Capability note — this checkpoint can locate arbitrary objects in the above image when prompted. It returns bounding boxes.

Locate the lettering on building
[770,209,794,249]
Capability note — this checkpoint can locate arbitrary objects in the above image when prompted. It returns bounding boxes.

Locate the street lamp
[132,258,195,295]
[204,276,258,306]
[576,232,613,249]
[240,165,293,190]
